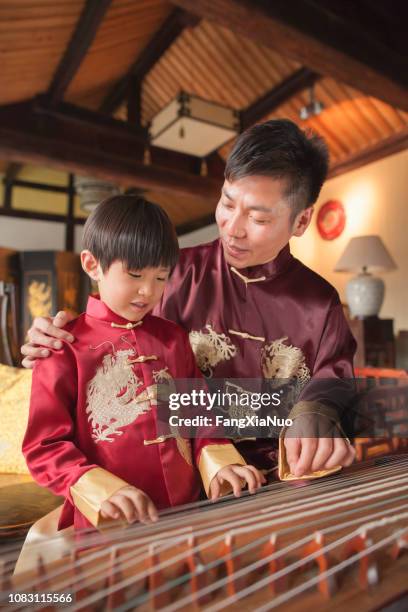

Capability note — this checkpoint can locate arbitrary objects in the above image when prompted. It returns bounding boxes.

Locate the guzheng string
[228,529,408,612]
[4,456,404,568]
[3,457,408,611]
[3,456,405,562]
[91,462,408,610]
[3,460,408,584]
[116,497,408,612]
[3,464,408,584]
[82,504,408,612]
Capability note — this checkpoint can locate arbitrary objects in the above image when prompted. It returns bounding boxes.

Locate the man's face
[215,175,312,268]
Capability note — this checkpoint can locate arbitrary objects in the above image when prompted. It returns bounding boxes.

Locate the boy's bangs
[83,195,179,272]
[118,220,179,272]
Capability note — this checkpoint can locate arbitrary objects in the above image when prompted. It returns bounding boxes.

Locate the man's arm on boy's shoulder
[24,345,129,527]
[21,311,76,368]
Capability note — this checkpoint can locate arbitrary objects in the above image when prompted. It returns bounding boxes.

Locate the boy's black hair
[225,119,329,220]
[82,195,179,272]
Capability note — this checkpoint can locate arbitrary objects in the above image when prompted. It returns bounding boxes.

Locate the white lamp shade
[334,235,397,272]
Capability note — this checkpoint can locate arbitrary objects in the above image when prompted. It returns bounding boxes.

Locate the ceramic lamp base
[346,272,384,318]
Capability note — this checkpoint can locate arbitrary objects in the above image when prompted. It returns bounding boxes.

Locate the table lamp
[334,235,396,318]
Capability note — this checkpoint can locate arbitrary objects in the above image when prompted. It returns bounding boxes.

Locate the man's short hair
[225,119,329,218]
[83,195,179,272]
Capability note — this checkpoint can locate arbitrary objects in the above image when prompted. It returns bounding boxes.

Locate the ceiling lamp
[75,176,120,212]
[299,85,324,120]
[149,92,239,157]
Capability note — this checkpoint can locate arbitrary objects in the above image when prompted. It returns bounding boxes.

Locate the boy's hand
[100,486,159,524]
[21,311,75,368]
[209,465,266,500]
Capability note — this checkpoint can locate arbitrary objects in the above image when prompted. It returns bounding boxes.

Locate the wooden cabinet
[349,316,395,368]
[20,251,88,339]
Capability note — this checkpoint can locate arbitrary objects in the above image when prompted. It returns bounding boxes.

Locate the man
[21,119,356,478]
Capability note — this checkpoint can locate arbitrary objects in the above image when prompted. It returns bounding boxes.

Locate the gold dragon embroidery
[152,367,193,466]
[261,336,310,386]
[86,348,151,443]
[189,324,237,377]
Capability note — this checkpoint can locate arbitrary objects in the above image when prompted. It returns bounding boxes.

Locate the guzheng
[1,455,407,611]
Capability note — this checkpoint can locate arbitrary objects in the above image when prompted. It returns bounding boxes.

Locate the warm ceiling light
[300,85,324,120]
[75,176,120,212]
[149,92,239,157]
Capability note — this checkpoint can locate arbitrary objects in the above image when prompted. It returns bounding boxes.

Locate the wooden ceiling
[65,1,173,109]
[141,20,299,123]
[0,0,407,228]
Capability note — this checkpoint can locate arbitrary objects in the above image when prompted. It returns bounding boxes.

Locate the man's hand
[209,464,266,500]
[21,311,75,368]
[284,413,356,477]
[100,486,158,525]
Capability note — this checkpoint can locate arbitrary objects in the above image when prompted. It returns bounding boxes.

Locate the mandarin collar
[86,295,144,328]
[218,240,293,282]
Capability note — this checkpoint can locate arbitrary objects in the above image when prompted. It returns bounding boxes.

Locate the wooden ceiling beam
[4,162,23,182]
[100,8,200,116]
[328,127,408,179]
[46,0,112,106]
[0,99,220,200]
[171,0,408,111]
[241,67,320,130]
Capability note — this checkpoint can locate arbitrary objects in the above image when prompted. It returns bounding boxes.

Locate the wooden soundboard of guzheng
[1,455,407,611]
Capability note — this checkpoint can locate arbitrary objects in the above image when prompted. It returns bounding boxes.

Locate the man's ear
[80,250,101,281]
[292,206,314,237]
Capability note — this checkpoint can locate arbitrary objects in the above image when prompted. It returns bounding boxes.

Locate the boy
[22,196,263,532]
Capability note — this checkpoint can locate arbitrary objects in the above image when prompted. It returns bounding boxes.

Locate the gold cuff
[279,401,345,480]
[198,444,246,497]
[278,436,342,480]
[70,468,128,527]
[288,400,341,423]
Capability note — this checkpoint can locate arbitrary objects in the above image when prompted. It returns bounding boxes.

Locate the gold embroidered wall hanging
[27,280,52,319]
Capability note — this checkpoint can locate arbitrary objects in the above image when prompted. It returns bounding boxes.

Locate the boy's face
[83,255,170,321]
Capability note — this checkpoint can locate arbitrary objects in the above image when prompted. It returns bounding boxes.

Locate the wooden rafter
[241,68,320,130]
[100,8,200,116]
[46,0,112,106]
[127,77,142,126]
[328,127,408,179]
[0,99,220,200]
[171,0,408,112]
[4,162,22,183]
[0,206,215,238]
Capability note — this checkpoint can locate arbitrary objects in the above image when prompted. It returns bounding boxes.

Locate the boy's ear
[80,250,101,281]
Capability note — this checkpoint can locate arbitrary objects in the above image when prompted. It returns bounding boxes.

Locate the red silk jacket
[23,296,244,530]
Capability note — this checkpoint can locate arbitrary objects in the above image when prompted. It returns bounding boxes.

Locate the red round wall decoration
[316,200,346,240]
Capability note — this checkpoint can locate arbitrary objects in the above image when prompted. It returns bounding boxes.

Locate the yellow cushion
[0,364,32,474]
